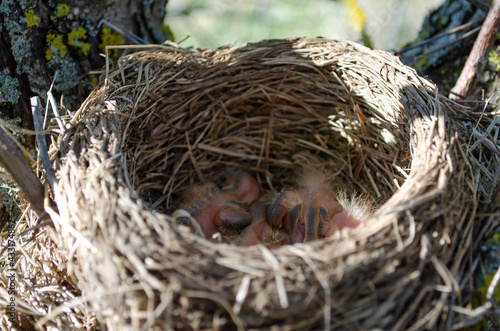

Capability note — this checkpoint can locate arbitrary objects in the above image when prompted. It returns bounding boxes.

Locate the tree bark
[450,0,500,99]
[0,0,170,143]
[397,0,499,102]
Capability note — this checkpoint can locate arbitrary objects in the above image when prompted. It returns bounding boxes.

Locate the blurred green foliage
[166,0,445,50]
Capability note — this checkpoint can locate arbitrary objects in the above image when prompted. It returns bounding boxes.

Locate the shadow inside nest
[121,39,410,217]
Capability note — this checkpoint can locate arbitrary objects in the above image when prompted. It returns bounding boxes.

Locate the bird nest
[36,38,499,329]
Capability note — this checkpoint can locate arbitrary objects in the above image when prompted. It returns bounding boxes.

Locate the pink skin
[268,186,357,243]
[322,212,361,237]
[239,201,291,248]
[183,171,362,244]
[187,173,260,238]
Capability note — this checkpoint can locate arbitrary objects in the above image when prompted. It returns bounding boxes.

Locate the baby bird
[267,169,365,243]
[323,192,371,237]
[179,172,260,238]
[179,169,369,246]
[238,200,291,248]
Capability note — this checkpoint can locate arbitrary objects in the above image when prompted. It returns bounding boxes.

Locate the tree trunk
[398,0,499,104]
[0,0,170,143]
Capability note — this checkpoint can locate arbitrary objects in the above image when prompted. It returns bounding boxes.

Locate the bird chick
[267,168,365,243]
[239,200,291,248]
[323,191,371,237]
[179,172,260,238]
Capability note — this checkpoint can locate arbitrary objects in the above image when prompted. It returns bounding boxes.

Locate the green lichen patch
[68,27,91,56]
[46,56,79,93]
[11,35,32,75]
[416,55,429,69]
[161,24,175,42]
[24,9,40,27]
[99,27,124,57]
[46,34,67,60]
[55,3,69,18]
[488,48,500,72]
[0,73,20,104]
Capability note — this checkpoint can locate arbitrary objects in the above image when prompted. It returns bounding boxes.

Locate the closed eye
[319,207,330,221]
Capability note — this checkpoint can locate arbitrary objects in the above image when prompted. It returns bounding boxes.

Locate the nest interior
[120,39,409,212]
[47,38,497,330]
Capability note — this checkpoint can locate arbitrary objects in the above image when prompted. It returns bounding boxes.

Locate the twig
[413,26,482,61]
[486,264,500,301]
[0,126,45,215]
[396,18,484,55]
[467,0,493,11]
[288,245,332,331]
[45,70,66,131]
[31,96,57,189]
[98,19,148,45]
[450,0,500,99]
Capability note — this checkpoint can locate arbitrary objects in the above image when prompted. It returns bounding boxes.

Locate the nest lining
[119,42,412,214]
[12,38,498,330]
